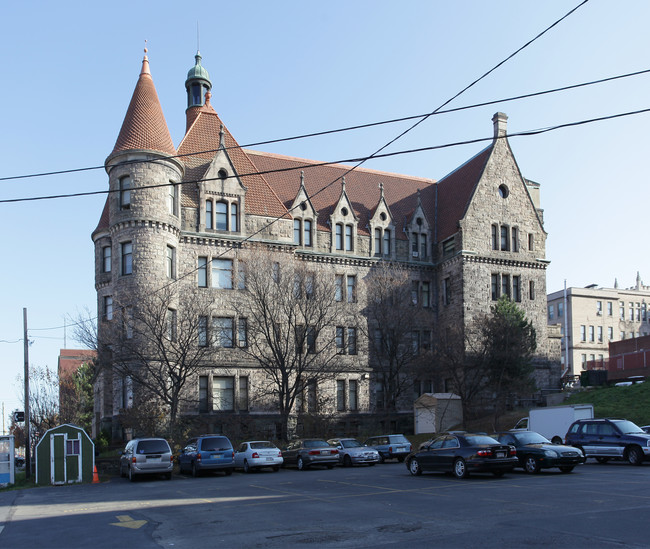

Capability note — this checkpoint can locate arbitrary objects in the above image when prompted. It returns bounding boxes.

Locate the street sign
[13,411,24,422]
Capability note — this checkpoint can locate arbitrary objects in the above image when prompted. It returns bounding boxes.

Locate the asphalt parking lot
[2,460,650,548]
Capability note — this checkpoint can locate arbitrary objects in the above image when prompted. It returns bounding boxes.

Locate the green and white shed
[35,424,95,485]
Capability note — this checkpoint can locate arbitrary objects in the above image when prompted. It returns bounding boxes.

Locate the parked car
[641,426,650,434]
[282,439,339,470]
[327,438,380,467]
[120,437,174,481]
[493,431,584,473]
[178,435,235,476]
[564,418,650,465]
[405,433,518,478]
[234,441,283,473]
[363,434,412,462]
[14,456,25,468]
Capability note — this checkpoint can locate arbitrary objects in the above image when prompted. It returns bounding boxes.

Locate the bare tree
[234,248,347,441]
[361,261,432,423]
[15,365,59,449]
[103,285,215,438]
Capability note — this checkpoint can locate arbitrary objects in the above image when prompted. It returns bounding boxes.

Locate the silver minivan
[120,438,174,481]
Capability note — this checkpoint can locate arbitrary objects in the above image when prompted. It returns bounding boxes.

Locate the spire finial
[378,181,384,198]
[219,124,225,148]
[342,176,346,192]
[141,40,151,76]
[300,170,305,187]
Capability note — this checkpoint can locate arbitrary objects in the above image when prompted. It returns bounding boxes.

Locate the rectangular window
[412,232,419,256]
[529,280,535,300]
[443,277,451,306]
[580,325,586,342]
[347,327,357,355]
[422,330,431,351]
[66,439,80,455]
[335,274,343,302]
[630,303,634,321]
[558,302,564,317]
[103,296,113,321]
[212,376,234,411]
[422,281,430,307]
[238,376,249,411]
[491,274,499,301]
[215,202,228,231]
[337,380,346,412]
[581,354,587,365]
[124,307,133,339]
[205,200,213,229]
[620,302,625,320]
[608,302,613,316]
[501,274,510,298]
[199,375,209,413]
[528,233,534,251]
[511,227,518,252]
[237,262,246,290]
[198,257,208,287]
[383,229,391,255]
[198,316,208,347]
[335,224,343,250]
[491,225,498,250]
[411,331,420,354]
[443,237,455,257]
[307,381,318,413]
[513,275,521,302]
[548,304,555,321]
[421,233,427,258]
[620,331,625,340]
[294,219,301,244]
[230,203,238,232]
[168,183,177,216]
[336,326,345,353]
[212,259,233,289]
[589,325,595,342]
[102,246,111,273]
[121,242,133,275]
[347,275,356,303]
[238,318,248,348]
[375,381,385,410]
[120,176,131,209]
[213,317,234,348]
[349,380,358,411]
[500,225,509,251]
[304,220,312,247]
[598,326,603,343]
[166,245,176,279]
[345,225,353,251]
[374,229,382,256]
[608,327,613,340]
[167,308,177,341]
[306,326,316,354]
[411,281,419,305]
[596,301,602,315]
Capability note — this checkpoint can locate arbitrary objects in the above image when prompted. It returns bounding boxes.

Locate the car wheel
[272,466,280,472]
[192,462,199,477]
[343,455,352,468]
[128,466,136,482]
[524,456,540,474]
[559,466,574,473]
[224,469,233,476]
[493,471,505,478]
[368,462,376,466]
[326,464,334,469]
[595,457,610,464]
[408,458,422,476]
[120,464,126,478]
[551,437,563,445]
[378,453,385,464]
[397,456,405,463]
[243,460,251,473]
[453,458,468,479]
[297,457,308,470]
[627,446,644,466]
[165,472,172,480]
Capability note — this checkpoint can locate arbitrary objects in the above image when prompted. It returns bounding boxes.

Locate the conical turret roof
[111,50,176,156]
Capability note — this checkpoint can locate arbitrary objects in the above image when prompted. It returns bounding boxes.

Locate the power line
[29,0,591,334]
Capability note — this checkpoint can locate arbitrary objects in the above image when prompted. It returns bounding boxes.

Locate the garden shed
[35,424,95,485]
[414,393,463,434]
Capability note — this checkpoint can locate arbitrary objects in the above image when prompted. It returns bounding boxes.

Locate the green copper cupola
[185,51,211,108]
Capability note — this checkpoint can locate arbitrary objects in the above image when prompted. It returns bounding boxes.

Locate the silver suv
[120,438,174,481]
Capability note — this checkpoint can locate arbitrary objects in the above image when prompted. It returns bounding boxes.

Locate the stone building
[547,273,650,379]
[92,51,560,440]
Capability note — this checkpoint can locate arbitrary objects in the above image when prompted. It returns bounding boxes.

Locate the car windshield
[200,437,232,451]
[513,432,550,445]
[250,441,275,449]
[613,420,645,434]
[341,440,362,448]
[137,440,170,454]
[463,435,500,446]
[303,440,328,448]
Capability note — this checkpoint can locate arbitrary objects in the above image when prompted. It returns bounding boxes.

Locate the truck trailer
[513,404,594,444]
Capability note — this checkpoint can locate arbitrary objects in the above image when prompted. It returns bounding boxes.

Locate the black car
[405,433,518,478]
[282,439,339,470]
[493,431,584,473]
[564,418,650,465]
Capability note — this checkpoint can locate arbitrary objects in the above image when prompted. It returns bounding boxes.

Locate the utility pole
[24,308,31,479]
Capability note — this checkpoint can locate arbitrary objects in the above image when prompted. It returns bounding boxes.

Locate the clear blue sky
[1,1,648,428]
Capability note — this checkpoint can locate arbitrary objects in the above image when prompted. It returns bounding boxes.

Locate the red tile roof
[111,55,176,157]
[435,145,493,241]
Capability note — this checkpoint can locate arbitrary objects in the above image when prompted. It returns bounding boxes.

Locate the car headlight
[544,450,559,458]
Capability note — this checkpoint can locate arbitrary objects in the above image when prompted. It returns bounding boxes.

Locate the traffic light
[13,411,25,422]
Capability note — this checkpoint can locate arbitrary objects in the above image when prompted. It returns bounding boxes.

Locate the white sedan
[234,441,283,473]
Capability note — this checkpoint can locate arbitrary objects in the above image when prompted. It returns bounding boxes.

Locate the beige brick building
[92,51,560,440]
[547,274,650,379]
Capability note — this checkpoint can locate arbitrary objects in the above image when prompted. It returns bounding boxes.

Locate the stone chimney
[492,112,508,139]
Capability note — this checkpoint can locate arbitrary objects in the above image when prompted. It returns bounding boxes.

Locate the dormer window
[304,220,312,246]
[294,218,314,247]
[206,201,213,229]
[345,225,353,251]
[205,198,240,233]
[215,201,228,230]
[336,224,343,250]
[231,203,238,232]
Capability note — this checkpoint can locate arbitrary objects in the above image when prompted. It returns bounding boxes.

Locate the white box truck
[513,404,594,444]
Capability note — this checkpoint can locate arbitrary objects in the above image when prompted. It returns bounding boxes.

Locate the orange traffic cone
[92,465,100,484]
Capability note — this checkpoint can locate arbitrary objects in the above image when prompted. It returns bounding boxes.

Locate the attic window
[498,184,509,198]
[416,217,422,226]
[300,202,307,211]
[341,207,348,217]
[380,212,387,221]
[218,169,228,181]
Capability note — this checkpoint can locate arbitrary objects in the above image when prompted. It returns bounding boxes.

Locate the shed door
[51,433,66,484]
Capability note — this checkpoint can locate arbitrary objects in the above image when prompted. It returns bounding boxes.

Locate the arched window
[230,203,238,232]
[304,220,312,247]
[215,202,228,231]
[206,200,213,229]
